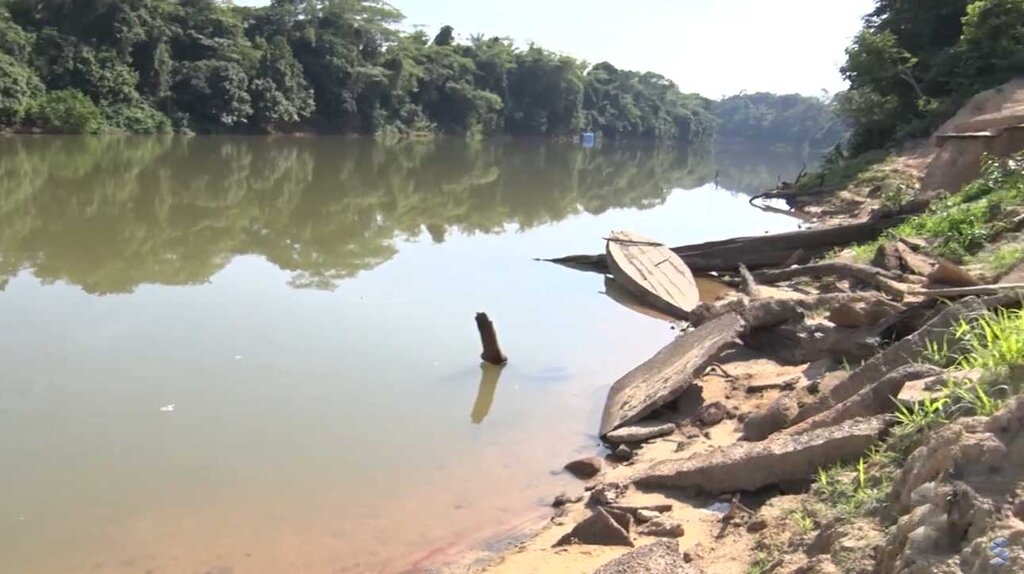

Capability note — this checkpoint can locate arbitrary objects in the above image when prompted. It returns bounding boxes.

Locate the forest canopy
[712,92,846,151]
[0,0,723,141]
[837,0,1024,154]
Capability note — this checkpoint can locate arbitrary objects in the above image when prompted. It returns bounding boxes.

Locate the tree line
[712,92,846,151]
[836,0,1024,155]
[0,0,848,146]
[0,0,721,141]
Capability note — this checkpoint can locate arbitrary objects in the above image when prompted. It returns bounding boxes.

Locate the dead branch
[752,261,909,299]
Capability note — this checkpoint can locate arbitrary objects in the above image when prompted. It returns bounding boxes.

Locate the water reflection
[0,136,810,294]
[470,363,504,424]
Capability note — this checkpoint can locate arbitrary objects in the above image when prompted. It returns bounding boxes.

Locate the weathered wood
[909,284,1024,298]
[738,263,760,298]
[600,313,743,437]
[475,312,508,365]
[752,261,909,299]
[545,218,907,275]
[606,230,699,319]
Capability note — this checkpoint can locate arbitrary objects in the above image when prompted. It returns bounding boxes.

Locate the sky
[234,0,876,98]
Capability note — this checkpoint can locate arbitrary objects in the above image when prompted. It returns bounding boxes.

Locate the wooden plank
[599,313,744,437]
[606,230,699,320]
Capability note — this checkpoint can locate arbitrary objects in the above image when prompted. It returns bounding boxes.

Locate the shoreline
[423,79,1024,574]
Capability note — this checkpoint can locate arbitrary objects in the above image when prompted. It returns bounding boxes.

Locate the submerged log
[544,218,907,275]
[475,312,508,365]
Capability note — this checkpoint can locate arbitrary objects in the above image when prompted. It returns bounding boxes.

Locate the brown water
[0,136,806,574]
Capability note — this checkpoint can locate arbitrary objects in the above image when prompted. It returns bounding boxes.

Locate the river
[0,136,808,573]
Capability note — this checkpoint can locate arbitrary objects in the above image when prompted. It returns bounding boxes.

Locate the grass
[970,243,1024,278]
[812,455,891,518]
[795,149,891,192]
[746,552,780,574]
[953,308,1024,374]
[789,508,816,534]
[834,152,1024,264]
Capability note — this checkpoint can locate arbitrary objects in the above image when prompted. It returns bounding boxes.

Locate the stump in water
[476,312,508,365]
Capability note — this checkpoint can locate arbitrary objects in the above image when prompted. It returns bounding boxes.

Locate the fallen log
[787,298,987,427]
[635,416,889,493]
[752,261,909,299]
[908,283,1024,299]
[544,218,908,275]
[782,364,943,436]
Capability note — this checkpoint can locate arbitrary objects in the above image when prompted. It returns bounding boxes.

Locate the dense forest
[712,93,846,151]
[0,0,719,141]
[836,0,1024,154]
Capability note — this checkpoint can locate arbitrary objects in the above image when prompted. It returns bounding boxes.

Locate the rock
[790,298,986,426]
[926,260,982,287]
[554,508,634,548]
[636,416,889,493]
[565,456,604,479]
[605,421,676,444]
[872,242,902,271]
[601,313,744,436]
[682,426,702,439]
[746,518,768,533]
[877,396,1024,574]
[895,242,938,276]
[783,364,943,436]
[638,517,686,538]
[828,298,903,328]
[614,445,634,460]
[743,323,881,365]
[552,493,584,508]
[592,540,695,574]
[683,551,695,563]
[698,401,727,426]
[741,396,799,442]
[788,556,841,574]
[590,482,628,506]
[635,509,660,524]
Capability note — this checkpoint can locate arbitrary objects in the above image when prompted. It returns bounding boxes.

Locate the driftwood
[545,218,908,275]
[738,263,760,297]
[752,262,909,299]
[475,312,508,365]
[908,284,1024,299]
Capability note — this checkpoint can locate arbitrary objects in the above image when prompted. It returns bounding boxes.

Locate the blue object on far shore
[581,132,595,147]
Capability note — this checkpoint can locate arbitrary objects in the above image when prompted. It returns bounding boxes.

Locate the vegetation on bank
[0,0,720,140]
[0,1,848,144]
[829,0,1024,156]
[841,152,1024,265]
[712,92,846,151]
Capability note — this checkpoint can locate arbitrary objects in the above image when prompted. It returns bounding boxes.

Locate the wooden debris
[738,263,760,297]
[635,416,889,493]
[475,312,508,365]
[752,261,909,299]
[600,313,744,437]
[546,218,909,274]
[908,283,1024,298]
[606,230,700,319]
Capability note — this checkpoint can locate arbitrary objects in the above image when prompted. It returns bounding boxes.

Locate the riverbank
[428,80,1024,574]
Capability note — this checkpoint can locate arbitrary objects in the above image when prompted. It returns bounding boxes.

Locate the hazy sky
[234,0,875,98]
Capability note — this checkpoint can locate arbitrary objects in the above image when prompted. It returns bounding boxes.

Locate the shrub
[25,89,104,133]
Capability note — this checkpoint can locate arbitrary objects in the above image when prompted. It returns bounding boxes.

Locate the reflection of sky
[0,156,799,572]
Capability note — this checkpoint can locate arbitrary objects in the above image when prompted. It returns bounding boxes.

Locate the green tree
[250,36,315,130]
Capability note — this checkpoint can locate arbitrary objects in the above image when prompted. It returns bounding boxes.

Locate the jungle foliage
[0,0,720,140]
[837,0,1024,153]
